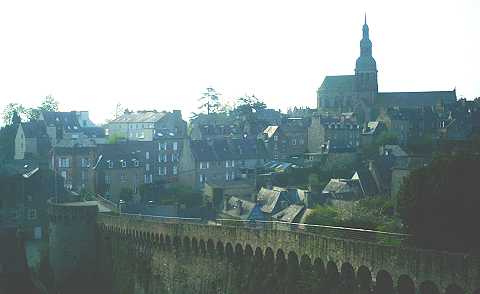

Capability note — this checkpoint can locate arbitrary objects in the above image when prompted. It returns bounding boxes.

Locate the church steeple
[355,14,377,74]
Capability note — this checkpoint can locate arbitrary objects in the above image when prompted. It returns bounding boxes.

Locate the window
[58,158,70,168]
[134,160,139,167]
[172,141,178,151]
[225,160,235,168]
[173,165,178,175]
[146,152,150,160]
[159,142,167,151]
[226,172,230,181]
[199,174,207,183]
[200,161,209,169]
[159,166,167,176]
[163,154,168,162]
[292,139,297,145]
[108,160,113,168]
[81,158,90,168]
[274,135,278,141]
[299,139,304,145]
[145,163,150,171]
[121,160,127,168]
[28,209,37,220]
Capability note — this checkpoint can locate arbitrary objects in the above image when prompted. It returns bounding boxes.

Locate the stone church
[317,16,457,122]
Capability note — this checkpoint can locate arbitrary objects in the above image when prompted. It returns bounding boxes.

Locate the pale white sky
[0,0,478,124]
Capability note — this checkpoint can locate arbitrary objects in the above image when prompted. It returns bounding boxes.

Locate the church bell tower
[355,14,378,111]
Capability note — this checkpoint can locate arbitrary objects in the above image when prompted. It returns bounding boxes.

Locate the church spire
[355,14,377,73]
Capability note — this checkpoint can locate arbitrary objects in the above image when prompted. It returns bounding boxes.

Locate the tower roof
[355,15,377,73]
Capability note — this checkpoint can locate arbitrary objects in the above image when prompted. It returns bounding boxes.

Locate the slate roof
[377,91,456,108]
[94,143,145,169]
[20,121,48,138]
[352,168,379,196]
[263,125,279,139]
[257,187,286,214]
[319,75,355,91]
[223,196,257,220]
[81,127,106,138]
[110,111,167,123]
[190,138,268,161]
[41,111,82,131]
[322,179,362,200]
[272,204,305,223]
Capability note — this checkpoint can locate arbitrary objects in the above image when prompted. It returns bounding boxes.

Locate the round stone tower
[47,199,98,293]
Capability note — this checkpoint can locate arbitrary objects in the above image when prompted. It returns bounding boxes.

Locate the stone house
[179,138,268,190]
[152,129,184,183]
[0,165,66,240]
[308,114,360,153]
[14,121,51,161]
[106,110,186,142]
[260,120,308,160]
[50,137,99,193]
[93,143,145,203]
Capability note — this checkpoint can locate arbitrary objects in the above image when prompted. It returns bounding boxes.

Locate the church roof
[377,91,456,108]
[319,75,354,92]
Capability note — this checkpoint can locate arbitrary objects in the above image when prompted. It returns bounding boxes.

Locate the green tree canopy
[27,95,59,121]
[397,153,480,252]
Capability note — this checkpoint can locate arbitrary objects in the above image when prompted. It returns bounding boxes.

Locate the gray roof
[190,138,268,161]
[223,196,256,220]
[257,187,286,214]
[262,125,279,139]
[110,111,167,123]
[272,204,305,223]
[322,179,362,200]
[378,91,456,108]
[319,75,355,91]
[41,111,81,131]
[20,121,48,138]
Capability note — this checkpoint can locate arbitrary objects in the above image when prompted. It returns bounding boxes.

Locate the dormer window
[121,160,127,168]
[134,160,139,167]
[107,160,113,169]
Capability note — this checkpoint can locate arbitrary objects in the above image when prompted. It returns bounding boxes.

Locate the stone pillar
[47,199,98,293]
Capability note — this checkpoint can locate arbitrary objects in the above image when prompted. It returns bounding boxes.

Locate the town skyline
[0,0,478,125]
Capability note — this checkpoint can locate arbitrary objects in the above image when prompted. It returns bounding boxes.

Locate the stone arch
[420,281,440,294]
[445,284,464,294]
[340,262,356,294]
[206,239,215,255]
[397,274,415,294]
[286,251,300,293]
[357,265,372,293]
[244,245,253,260]
[191,237,198,255]
[173,236,181,250]
[313,257,325,277]
[326,261,340,293]
[165,235,172,249]
[183,236,191,253]
[374,270,394,294]
[199,239,206,256]
[234,243,243,258]
[225,243,234,260]
[254,247,263,260]
[159,234,165,250]
[216,241,224,258]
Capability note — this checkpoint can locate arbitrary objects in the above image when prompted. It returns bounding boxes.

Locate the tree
[27,95,59,121]
[2,103,26,125]
[397,153,480,252]
[198,87,222,115]
[235,94,267,117]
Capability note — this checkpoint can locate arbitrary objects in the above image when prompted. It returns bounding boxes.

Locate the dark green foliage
[0,123,18,163]
[140,182,202,208]
[119,188,133,202]
[397,153,480,252]
[360,130,398,159]
[305,196,402,233]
